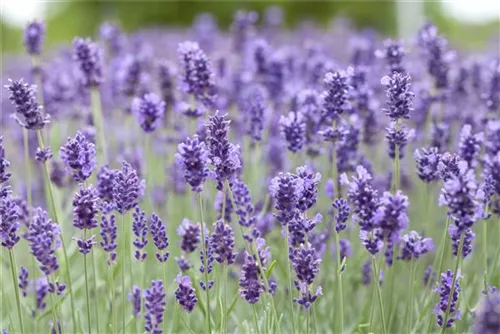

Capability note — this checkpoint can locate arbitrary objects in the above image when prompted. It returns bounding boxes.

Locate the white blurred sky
[1,0,500,27]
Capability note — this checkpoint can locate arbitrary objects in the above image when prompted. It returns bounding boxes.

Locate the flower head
[175,274,198,313]
[177,41,216,106]
[321,70,350,122]
[177,219,201,253]
[5,78,50,130]
[72,184,99,230]
[73,37,103,87]
[132,93,165,133]
[24,20,45,55]
[206,112,241,190]
[0,196,20,249]
[100,213,117,264]
[434,269,461,328]
[27,208,61,275]
[474,291,500,334]
[176,136,209,193]
[35,148,53,163]
[129,285,142,317]
[458,124,483,168]
[150,213,169,262]
[280,111,306,153]
[414,147,440,183]
[210,220,236,265]
[296,166,321,212]
[144,280,166,334]
[60,132,96,182]
[333,198,350,233]
[132,206,148,261]
[399,231,434,260]
[269,172,304,226]
[381,72,414,120]
[113,161,141,214]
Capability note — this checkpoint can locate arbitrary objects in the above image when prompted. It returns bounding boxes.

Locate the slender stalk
[23,129,32,211]
[84,230,92,334]
[9,250,25,334]
[162,261,168,334]
[36,130,77,333]
[121,214,126,334]
[406,260,416,333]
[440,235,465,334]
[483,207,489,292]
[47,275,59,333]
[306,308,310,334]
[373,257,387,334]
[198,192,212,334]
[222,264,228,334]
[285,228,297,334]
[334,231,344,334]
[92,249,100,334]
[180,310,196,334]
[392,120,400,193]
[109,264,116,334]
[252,304,261,334]
[90,88,108,164]
[368,279,376,332]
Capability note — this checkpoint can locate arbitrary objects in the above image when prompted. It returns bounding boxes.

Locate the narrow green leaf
[265,260,277,279]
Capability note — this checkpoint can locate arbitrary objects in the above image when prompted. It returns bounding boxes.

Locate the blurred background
[1,0,499,53]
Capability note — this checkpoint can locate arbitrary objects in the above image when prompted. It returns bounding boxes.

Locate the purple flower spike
[18,267,29,297]
[100,213,117,264]
[269,172,304,226]
[73,235,97,255]
[240,84,267,142]
[27,208,61,275]
[473,291,500,334]
[132,93,166,133]
[210,220,236,265]
[232,179,256,228]
[381,72,414,121]
[414,147,440,183]
[176,136,209,193]
[60,132,96,182]
[113,161,141,215]
[5,78,50,130]
[0,196,20,249]
[377,39,405,74]
[72,184,99,231]
[458,124,483,168]
[132,206,148,261]
[360,229,384,255]
[73,37,103,87]
[434,269,461,328]
[129,285,142,317]
[280,111,306,153]
[177,41,216,106]
[341,165,379,231]
[296,165,321,212]
[24,20,45,55]
[333,198,350,233]
[239,251,264,304]
[144,280,166,334]
[175,274,198,313]
[0,137,11,185]
[96,165,115,202]
[150,213,169,262]
[206,112,241,190]
[35,147,53,163]
[399,231,434,260]
[289,244,321,286]
[321,70,350,123]
[177,219,201,253]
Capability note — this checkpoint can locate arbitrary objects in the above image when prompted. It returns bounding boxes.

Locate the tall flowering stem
[372,256,387,334]
[91,88,108,164]
[84,229,91,334]
[440,235,465,333]
[9,250,25,334]
[198,193,212,334]
[36,130,77,332]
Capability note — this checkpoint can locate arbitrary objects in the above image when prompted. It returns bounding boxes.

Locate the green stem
[285,228,297,334]
[483,210,489,292]
[222,264,228,334]
[407,260,416,334]
[23,129,32,212]
[306,308,310,334]
[109,264,116,334]
[84,230,92,334]
[440,235,465,334]
[121,214,126,334]
[252,304,261,334]
[162,261,167,334]
[392,120,400,193]
[36,130,77,333]
[334,232,344,334]
[47,275,59,333]
[90,88,108,164]
[92,249,100,334]
[198,192,212,334]
[9,250,25,334]
[373,257,387,334]
[180,309,196,334]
